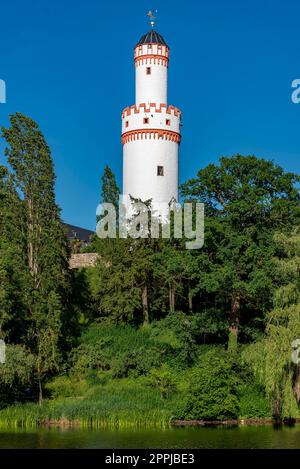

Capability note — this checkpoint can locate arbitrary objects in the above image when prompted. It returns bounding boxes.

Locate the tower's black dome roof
[136,30,168,48]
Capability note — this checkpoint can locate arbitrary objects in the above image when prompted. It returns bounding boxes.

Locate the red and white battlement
[121,103,181,140]
[121,25,182,218]
[134,43,170,68]
[122,103,181,119]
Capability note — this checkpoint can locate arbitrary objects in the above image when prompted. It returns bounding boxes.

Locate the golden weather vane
[147,9,158,29]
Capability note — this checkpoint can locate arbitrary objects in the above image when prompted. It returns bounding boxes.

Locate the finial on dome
[147,10,157,29]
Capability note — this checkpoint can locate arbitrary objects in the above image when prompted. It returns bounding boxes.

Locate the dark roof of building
[64,223,94,243]
[136,30,168,48]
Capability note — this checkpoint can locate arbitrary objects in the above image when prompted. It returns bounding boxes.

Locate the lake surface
[1,425,300,449]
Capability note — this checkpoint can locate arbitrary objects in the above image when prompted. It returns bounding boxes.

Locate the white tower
[122,15,181,218]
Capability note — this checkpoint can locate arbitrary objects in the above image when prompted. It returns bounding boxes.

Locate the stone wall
[69,253,98,269]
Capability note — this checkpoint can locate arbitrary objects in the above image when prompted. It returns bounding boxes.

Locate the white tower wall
[122,32,181,219]
[136,63,167,105]
[123,139,178,207]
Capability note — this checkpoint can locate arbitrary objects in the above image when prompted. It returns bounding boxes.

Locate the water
[1,425,300,449]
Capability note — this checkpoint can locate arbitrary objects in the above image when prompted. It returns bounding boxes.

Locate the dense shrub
[238,383,271,419]
[147,366,177,399]
[190,310,230,345]
[149,312,197,366]
[0,345,35,405]
[69,316,201,379]
[175,349,240,420]
[70,324,163,378]
[45,375,88,399]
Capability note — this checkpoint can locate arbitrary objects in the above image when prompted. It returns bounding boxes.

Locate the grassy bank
[0,323,274,428]
[0,375,272,429]
[0,378,179,429]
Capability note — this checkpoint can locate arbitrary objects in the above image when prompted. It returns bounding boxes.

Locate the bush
[174,349,239,421]
[70,324,163,379]
[0,345,35,406]
[149,312,197,366]
[191,310,230,345]
[147,367,177,399]
[45,375,88,399]
[238,383,271,419]
[70,318,200,380]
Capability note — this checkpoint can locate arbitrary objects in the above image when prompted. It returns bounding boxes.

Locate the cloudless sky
[1,0,300,230]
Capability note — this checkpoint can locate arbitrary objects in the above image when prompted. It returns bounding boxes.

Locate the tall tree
[100,165,120,208]
[181,155,300,341]
[152,243,185,314]
[244,229,300,419]
[0,165,27,341]
[93,237,142,323]
[2,113,71,403]
[92,165,121,251]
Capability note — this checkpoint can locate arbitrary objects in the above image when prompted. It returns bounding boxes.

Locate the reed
[0,379,178,429]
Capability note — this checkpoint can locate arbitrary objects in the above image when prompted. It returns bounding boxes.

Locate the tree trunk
[38,378,43,406]
[27,195,39,288]
[172,287,175,313]
[188,282,193,313]
[229,293,240,337]
[142,284,149,326]
[28,197,34,274]
[37,339,43,406]
[169,283,175,313]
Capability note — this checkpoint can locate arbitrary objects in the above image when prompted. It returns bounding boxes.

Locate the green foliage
[70,324,162,378]
[175,349,240,420]
[45,375,88,399]
[70,316,200,380]
[150,312,197,366]
[0,165,28,341]
[238,383,271,419]
[191,310,230,344]
[100,165,120,208]
[181,155,300,342]
[92,238,143,323]
[228,331,238,353]
[1,113,72,403]
[242,231,300,419]
[181,155,300,228]
[0,345,35,405]
[0,378,178,429]
[147,366,177,399]
[2,129,300,427]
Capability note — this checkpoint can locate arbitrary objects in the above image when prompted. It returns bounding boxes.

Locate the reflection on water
[1,425,300,449]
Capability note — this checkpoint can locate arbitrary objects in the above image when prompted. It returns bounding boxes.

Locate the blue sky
[0,0,299,230]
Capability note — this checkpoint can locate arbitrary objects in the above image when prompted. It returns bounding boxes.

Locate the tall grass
[0,379,178,429]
